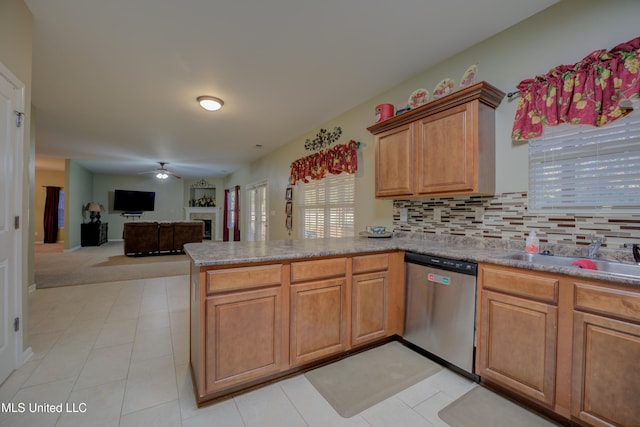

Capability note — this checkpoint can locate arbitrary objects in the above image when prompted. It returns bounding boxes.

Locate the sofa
[123,220,204,256]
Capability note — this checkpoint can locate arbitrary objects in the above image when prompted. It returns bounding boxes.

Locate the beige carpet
[305,341,442,418]
[34,241,189,288]
[439,386,560,427]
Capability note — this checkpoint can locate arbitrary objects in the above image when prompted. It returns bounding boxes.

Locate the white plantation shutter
[247,181,267,241]
[529,106,640,212]
[297,173,355,238]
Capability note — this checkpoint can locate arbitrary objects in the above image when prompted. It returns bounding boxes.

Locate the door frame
[0,61,28,380]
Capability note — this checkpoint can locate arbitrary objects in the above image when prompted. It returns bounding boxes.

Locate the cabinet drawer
[207,264,282,293]
[574,283,640,323]
[353,253,389,274]
[481,266,558,303]
[291,258,347,283]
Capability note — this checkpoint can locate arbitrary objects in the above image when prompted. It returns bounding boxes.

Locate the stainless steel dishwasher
[404,252,478,380]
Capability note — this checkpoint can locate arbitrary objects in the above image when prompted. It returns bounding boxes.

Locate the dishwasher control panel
[405,252,477,276]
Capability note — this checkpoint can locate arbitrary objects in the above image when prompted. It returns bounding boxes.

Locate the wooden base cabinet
[190,263,289,400]
[352,253,390,347]
[478,290,558,407]
[571,283,640,427]
[290,277,348,366]
[205,286,285,393]
[290,258,348,366]
[191,252,405,405]
[352,271,387,346]
[478,264,640,426]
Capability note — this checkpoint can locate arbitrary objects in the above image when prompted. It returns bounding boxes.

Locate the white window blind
[297,173,355,239]
[529,107,640,212]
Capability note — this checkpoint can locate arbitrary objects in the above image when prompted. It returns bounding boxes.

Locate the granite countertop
[184,235,640,287]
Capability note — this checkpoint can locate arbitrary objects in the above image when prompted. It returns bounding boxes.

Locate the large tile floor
[0,275,545,427]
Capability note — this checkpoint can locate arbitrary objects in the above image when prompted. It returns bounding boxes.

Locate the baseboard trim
[19,346,33,367]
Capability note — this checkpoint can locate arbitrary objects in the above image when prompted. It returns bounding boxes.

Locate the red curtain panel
[43,186,60,243]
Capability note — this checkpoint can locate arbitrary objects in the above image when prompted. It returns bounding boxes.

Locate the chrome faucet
[623,243,640,263]
[588,234,605,258]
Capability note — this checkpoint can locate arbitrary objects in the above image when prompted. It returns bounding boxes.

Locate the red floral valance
[512,37,640,141]
[290,140,358,185]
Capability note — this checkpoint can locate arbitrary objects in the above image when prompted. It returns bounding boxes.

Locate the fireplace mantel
[184,207,222,241]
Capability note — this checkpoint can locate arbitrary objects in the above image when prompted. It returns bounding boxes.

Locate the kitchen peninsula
[185,236,640,426]
[186,237,405,406]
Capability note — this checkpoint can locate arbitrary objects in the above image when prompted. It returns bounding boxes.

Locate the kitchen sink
[500,252,640,279]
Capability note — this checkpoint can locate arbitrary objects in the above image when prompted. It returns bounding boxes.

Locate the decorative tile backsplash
[393,192,640,252]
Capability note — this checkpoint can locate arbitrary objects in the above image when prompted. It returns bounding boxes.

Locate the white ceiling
[27,0,558,179]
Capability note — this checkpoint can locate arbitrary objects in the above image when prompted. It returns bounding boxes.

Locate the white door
[246,181,268,241]
[0,64,24,384]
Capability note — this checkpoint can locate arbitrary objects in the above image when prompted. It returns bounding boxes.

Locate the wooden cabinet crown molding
[367,81,505,135]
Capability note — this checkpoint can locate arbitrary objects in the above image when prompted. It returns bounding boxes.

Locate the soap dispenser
[525,231,539,253]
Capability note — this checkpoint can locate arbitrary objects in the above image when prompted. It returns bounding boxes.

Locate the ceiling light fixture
[197,95,224,111]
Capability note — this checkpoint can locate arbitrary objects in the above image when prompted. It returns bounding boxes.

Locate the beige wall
[376,0,640,195]
[65,160,94,249]
[225,0,640,240]
[0,0,32,353]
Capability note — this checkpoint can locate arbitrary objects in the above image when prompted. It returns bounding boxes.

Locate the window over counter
[297,172,355,238]
[528,105,640,213]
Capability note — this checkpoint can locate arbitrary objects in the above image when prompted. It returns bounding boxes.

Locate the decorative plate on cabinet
[408,88,429,109]
[433,78,455,99]
[459,64,478,88]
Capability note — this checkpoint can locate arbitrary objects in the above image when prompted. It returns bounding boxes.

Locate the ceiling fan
[140,162,182,180]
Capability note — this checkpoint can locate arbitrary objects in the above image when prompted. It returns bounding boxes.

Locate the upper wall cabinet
[367,82,505,198]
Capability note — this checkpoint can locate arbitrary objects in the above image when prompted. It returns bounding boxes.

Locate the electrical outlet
[433,207,441,222]
[399,208,408,222]
[475,207,484,221]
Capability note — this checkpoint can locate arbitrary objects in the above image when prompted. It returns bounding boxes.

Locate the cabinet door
[205,287,284,393]
[415,102,476,195]
[572,311,640,427]
[81,223,98,246]
[352,271,387,347]
[99,223,108,244]
[291,278,348,366]
[375,123,414,197]
[478,289,557,407]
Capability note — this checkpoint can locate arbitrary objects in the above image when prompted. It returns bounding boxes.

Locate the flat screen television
[113,189,155,213]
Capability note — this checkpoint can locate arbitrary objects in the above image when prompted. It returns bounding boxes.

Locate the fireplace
[184,207,222,241]
[201,219,212,240]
